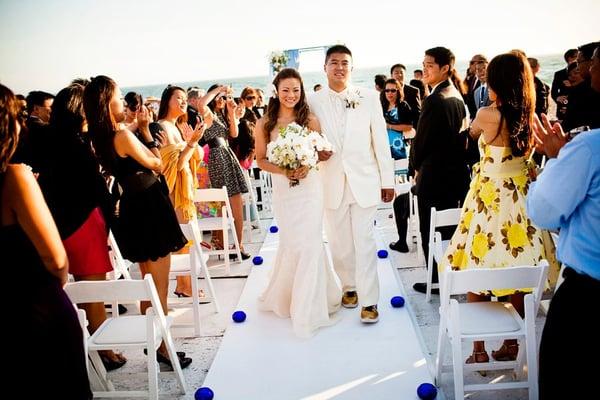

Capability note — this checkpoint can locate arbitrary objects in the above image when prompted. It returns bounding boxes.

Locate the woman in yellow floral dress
[440,52,547,364]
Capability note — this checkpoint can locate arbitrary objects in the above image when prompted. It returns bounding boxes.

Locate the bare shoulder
[476,105,501,123]
[307,113,321,131]
[5,163,35,186]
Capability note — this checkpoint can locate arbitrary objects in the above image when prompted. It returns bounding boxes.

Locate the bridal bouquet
[266,122,333,187]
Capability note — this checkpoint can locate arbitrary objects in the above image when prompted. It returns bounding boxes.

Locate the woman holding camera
[199,84,250,259]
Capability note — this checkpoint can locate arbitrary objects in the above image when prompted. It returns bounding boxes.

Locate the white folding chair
[169,220,220,336]
[64,275,187,399]
[242,171,262,242]
[426,207,462,302]
[107,231,132,281]
[435,261,549,400]
[258,170,273,215]
[194,186,242,276]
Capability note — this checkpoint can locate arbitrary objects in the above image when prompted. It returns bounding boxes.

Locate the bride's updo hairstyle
[486,52,535,157]
[263,68,310,140]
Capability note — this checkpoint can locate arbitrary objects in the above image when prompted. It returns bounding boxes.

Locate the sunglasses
[245,96,256,100]
[384,89,398,93]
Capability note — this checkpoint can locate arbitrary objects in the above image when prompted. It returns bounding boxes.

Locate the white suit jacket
[308,86,394,209]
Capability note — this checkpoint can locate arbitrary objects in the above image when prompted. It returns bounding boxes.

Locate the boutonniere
[345,90,362,109]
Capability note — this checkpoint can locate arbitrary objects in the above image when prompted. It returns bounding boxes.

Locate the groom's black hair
[325,45,352,63]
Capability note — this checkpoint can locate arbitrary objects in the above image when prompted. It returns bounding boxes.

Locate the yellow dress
[440,136,546,296]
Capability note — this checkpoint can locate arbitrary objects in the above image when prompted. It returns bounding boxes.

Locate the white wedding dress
[258,167,342,338]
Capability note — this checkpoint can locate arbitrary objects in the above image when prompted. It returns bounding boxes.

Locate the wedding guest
[410,69,428,100]
[254,88,266,116]
[198,84,250,259]
[465,54,487,117]
[441,52,548,364]
[562,41,600,131]
[380,78,414,254]
[528,48,600,397]
[11,90,55,169]
[374,74,387,92]
[255,68,341,337]
[1,83,92,399]
[123,91,142,130]
[157,85,205,298]
[473,60,490,112]
[240,87,261,123]
[551,48,578,121]
[313,84,323,92]
[186,87,207,129]
[528,58,550,117]
[390,63,421,126]
[410,46,471,295]
[84,76,191,369]
[36,83,127,370]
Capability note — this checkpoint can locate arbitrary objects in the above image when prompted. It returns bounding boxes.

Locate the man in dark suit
[391,63,421,126]
[551,48,578,121]
[563,41,600,131]
[410,47,471,295]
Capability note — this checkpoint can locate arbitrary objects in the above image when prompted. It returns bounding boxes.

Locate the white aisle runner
[202,224,433,399]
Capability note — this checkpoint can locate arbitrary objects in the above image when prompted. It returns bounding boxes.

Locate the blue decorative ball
[417,383,437,400]
[232,310,247,323]
[195,387,214,400]
[269,225,279,233]
[377,249,388,258]
[252,256,264,265]
[390,296,405,308]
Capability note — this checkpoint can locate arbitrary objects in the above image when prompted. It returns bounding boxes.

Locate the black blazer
[410,80,471,201]
[551,67,569,101]
[402,84,421,126]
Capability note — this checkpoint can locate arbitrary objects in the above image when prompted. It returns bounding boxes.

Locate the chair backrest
[194,186,229,203]
[430,207,462,231]
[64,275,168,328]
[108,231,132,280]
[441,261,549,311]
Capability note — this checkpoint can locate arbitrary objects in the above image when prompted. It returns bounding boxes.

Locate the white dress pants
[324,179,379,307]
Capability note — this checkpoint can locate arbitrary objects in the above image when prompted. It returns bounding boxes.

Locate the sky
[1,0,599,94]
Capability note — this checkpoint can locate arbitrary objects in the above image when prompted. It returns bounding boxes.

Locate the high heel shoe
[174,290,210,303]
[156,350,192,369]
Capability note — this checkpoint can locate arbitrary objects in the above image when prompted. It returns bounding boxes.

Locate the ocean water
[124,54,563,100]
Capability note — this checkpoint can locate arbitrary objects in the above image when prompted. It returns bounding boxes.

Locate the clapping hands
[532,113,567,159]
[177,120,205,147]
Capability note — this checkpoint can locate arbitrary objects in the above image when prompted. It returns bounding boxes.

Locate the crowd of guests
[2,40,598,398]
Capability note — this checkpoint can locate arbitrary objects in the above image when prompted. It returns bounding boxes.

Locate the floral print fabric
[440,137,546,296]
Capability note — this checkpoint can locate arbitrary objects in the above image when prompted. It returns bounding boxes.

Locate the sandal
[491,343,519,361]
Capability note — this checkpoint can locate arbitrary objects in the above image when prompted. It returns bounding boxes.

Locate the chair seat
[90,315,173,346]
[171,252,210,273]
[395,182,412,195]
[196,217,230,231]
[455,302,521,335]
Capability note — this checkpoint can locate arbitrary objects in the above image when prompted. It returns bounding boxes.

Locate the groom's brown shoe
[360,305,379,323]
[341,291,358,308]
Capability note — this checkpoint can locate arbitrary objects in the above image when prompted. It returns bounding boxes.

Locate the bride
[255,68,342,338]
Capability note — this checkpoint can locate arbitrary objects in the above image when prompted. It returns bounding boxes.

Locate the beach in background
[124,54,563,100]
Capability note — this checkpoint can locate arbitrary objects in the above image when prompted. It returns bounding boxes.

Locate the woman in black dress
[1,83,92,399]
[84,76,191,369]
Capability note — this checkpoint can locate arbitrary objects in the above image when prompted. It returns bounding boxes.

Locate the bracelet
[146,140,159,149]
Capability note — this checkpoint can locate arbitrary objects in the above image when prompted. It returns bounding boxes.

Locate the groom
[308,45,395,323]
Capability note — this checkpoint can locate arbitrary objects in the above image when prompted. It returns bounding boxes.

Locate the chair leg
[200,248,220,313]
[524,295,539,400]
[190,252,202,337]
[147,345,159,400]
[223,222,230,276]
[435,319,447,385]
[449,306,465,400]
